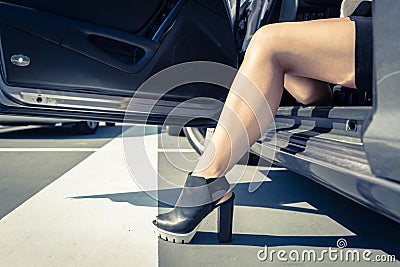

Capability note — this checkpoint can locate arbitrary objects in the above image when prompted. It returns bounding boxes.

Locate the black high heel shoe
[152,174,235,244]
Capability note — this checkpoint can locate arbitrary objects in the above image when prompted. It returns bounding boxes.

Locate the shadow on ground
[72,169,400,258]
[0,125,161,140]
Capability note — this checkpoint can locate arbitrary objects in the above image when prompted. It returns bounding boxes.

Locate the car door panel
[2,0,163,34]
[0,0,237,111]
[0,2,71,44]
[61,21,160,73]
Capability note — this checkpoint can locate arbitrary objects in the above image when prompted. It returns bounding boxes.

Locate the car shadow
[71,169,400,258]
[0,125,161,139]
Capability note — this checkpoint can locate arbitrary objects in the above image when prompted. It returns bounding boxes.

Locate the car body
[0,0,398,223]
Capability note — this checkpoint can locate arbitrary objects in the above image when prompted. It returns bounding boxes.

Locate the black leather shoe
[153,174,235,244]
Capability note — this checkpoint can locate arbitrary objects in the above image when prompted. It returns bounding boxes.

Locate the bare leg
[192,18,356,183]
[284,75,333,106]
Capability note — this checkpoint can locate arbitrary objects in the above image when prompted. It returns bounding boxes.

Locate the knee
[245,24,287,67]
[252,24,281,41]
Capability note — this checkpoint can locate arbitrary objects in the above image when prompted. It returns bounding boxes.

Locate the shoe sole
[152,221,201,244]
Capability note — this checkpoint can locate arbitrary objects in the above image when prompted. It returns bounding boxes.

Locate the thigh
[284,75,333,105]
[263,17,356,88]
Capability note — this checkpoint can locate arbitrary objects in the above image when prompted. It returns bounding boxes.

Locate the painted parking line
[0,148,100,152]
[0,125,42,133]
[157,148,197,153]
[0,126,159,267]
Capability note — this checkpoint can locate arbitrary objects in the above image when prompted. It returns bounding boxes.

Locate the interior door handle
[62,21,160,73]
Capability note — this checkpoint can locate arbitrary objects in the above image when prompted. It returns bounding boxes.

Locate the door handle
[62,21,160,73]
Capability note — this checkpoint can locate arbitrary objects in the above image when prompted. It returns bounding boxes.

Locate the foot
[153,174,234,244]
[191,171,232,205]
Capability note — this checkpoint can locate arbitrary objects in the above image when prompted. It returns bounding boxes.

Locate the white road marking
[0,126,158,267]
[157,148,197,153]
[0,125,42,133]
[0,148,99,152]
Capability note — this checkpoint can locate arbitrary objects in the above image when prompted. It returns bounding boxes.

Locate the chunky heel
[218,193,235,243]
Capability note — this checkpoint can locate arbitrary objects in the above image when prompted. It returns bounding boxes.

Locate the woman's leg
[284,75,333,106]
[192,17,356,180]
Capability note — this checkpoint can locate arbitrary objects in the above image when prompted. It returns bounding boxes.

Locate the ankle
[192,168,226,179]
[190,171,232,205]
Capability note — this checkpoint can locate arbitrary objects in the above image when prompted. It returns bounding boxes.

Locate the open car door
[0,0,238,125]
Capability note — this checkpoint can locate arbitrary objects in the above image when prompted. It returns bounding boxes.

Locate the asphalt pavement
[0,125,399,266]
[0,124,122,219]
